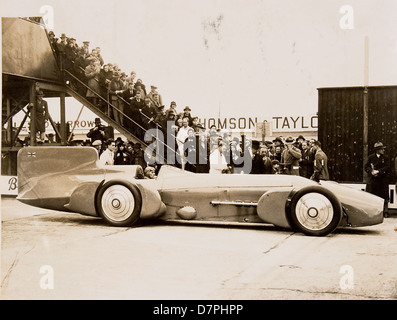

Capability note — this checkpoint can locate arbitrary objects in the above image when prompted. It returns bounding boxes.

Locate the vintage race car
[17,146,384,236]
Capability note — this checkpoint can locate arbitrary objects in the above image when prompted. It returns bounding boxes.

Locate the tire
[96,180,142,227]
[287,186,342,236]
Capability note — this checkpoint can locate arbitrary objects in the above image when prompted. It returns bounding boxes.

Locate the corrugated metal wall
[318,86,397,183]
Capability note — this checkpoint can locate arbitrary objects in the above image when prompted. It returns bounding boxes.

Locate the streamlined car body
[17,146,384,236]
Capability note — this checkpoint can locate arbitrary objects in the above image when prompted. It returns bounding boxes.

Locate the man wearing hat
[57,33,68,53]
[132,143,146,169]
[365,141,391,217]
[63,37,77,72]
[250,140,266,174]
[154,105,167,132]
[135,79,147,96]
[146,85,163,108]
[296,135,306,150]
[273,136,284,147]
[183,106,193,126]
[48,31,57,49]
[87,118,107,143]
[30,90,49,143]
[281,136,302,175]
[165,101,177,118]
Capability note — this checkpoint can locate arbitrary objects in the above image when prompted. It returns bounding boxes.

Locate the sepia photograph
[1,0,397,304]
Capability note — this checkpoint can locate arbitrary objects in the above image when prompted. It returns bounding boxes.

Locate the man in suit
[250,140,265,174]
[31,90,49,143]
[57,33,68,55]
[364,141,390,217]
[109,72,125,124]
[128,91,146,139]
[299,140,314,179]
[141,98,158,130]
[310,140,329,182]
[87,118,107,144]
[122,82,135,101]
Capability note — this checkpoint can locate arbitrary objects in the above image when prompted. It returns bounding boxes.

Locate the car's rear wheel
[96,180,142,227]
[287,186,342,236]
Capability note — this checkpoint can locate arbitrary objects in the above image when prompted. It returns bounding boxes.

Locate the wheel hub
[307,207,318,218]
[295,192,334,231]
[101,185,135,222]
[112,199,121,209]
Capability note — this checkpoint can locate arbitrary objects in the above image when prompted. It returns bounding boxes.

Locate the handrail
[76,64,164,131]
[64,69,147,132]
[63,68,179,157]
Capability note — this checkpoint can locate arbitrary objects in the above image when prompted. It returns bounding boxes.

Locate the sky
[1,0,397,124]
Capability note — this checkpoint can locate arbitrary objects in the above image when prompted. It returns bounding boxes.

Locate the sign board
[1,175,18,196]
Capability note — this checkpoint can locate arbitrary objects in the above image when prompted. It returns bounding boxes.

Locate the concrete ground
[1,196,397,300]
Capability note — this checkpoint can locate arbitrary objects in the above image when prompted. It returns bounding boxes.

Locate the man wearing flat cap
[82,41,90,56]
[365,141,391,217]
[146,85,162,108]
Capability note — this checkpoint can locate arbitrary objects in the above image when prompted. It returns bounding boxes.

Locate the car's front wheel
[96,180,142,227]
[287,186,342,236]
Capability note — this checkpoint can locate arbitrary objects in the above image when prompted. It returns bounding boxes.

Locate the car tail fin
[17,146,99,198]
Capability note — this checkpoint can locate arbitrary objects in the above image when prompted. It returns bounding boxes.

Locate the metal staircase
[62,69,175,164]
[2,17,178,173]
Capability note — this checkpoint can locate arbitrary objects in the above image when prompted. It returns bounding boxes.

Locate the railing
[62,68,179,163]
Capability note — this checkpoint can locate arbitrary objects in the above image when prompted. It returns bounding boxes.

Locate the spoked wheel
[96,180,142,227]
[287,186,342,236]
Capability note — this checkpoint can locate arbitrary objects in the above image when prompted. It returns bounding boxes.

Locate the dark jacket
[250,153,265,174]
[364,153,390,200]
[311,149,329,182]
[129,98,146,120]
[300,148,314,179]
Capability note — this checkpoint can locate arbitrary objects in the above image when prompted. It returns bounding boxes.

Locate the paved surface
[1,196,397,300]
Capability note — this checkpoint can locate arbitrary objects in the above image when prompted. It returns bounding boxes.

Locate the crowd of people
[86,115,327,182]
[48,30,204,144]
